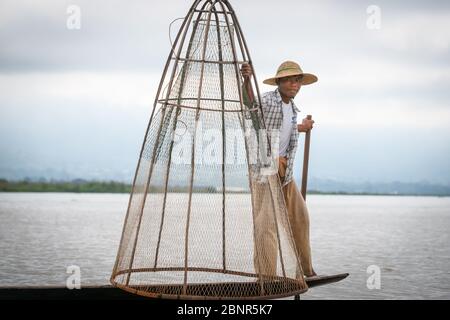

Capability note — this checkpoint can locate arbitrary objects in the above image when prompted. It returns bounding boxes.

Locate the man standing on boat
[241,60,317,277]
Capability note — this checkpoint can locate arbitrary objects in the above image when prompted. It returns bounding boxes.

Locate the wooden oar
[301,115,313,200]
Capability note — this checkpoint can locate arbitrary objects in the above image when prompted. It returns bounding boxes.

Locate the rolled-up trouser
[253,156,314,277]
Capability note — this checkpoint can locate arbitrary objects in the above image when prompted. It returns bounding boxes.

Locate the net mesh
[111,0,308,299]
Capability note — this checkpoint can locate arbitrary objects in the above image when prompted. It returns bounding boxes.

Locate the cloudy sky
[0,0,449,184]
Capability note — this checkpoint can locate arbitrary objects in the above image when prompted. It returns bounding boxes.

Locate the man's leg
[278,157,316,277]
[252,181,278,278]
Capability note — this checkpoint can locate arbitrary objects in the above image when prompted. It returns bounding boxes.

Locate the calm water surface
[0,192,449,299]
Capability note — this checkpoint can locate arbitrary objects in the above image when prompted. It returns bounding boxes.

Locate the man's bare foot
[305,269,317,277]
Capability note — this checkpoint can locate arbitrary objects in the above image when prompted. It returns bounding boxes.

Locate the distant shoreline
[0,179,449,197]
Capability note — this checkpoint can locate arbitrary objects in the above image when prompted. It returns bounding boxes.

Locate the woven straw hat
[263,60,318,86]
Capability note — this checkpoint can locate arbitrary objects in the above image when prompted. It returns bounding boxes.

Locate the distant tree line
[0,179,132,193]
[0,179,217,193]
[0,178,447,196]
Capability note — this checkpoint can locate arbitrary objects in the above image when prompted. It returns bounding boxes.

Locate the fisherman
[241,60,317,277]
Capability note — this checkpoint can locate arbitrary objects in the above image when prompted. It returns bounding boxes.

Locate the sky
[0,0,449,185]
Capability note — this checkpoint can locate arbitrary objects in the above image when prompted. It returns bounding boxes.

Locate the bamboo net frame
[110,0,308,300]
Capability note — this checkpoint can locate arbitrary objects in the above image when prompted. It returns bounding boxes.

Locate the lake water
[0,192,449,299]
